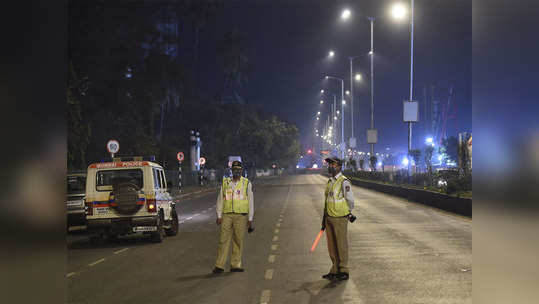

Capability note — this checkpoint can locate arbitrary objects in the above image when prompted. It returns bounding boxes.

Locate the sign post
[107,140,120,159]
[177,152,184,192]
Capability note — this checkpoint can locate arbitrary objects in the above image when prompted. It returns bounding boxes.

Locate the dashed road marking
[276,223,281,227]
[114,248,129,255]
[186,217,193,220]
[271,244,278,251]
[260,289,271,304]
[278,218,282,222]
[268,255,276,263]
[194,213,200,217]
[88,258,105,267]
[66,272,77,278]
[272,236,278,242]
[274,229,279,234]
[265,269,274,280]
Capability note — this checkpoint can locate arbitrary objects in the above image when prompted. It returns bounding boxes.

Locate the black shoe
[322,273,337,280]
[336,272,349,281]
[212,267,224,274]
[230,268,244,272]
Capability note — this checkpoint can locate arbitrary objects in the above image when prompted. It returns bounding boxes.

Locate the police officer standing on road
[322,157,355,281]
[213,161,254,274]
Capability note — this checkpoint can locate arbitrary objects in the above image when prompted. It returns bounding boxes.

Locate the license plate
[133,226,157,232]
[96,207,109,214]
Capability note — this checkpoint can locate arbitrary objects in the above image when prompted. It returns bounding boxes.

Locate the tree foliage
[67,2,299,170]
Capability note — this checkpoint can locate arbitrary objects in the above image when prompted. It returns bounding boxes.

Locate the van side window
[153,168,161,189]
[159,170,167,190]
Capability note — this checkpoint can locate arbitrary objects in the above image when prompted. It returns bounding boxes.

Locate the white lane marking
[268,255,276,263]
[260,290,271,304]
[278,218,282,222]
[271,244,278,251]
[202,210,207,213]
[88,258,106,267]
[194,213,200,217]
[276,223,281,227]
[272,236,278,242]
[186,217,193,220]
[114,248,129,255]
[66,272,76,278]
[279,214,283,218]
[265,269,274,280]
[274,229,279,234]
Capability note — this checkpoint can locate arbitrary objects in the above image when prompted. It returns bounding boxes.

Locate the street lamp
[341,11,377,156]
[320,100,324,104]
[345,90,350,95]
[320,89,324,93]
[341,9,351,20]
[391,1,415,154]
[355,74,362,81]
[328,50,335,58]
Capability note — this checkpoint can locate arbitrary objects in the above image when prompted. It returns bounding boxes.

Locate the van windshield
[67,175,86,195]
[96,169,143,191]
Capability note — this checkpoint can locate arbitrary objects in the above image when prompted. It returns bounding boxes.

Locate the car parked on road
[84,156,179,245]
[67,172,87,230]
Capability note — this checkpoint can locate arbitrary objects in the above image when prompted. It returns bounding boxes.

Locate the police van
[84,156,178,245]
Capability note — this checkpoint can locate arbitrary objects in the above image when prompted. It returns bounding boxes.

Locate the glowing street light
[328,50,335,58]
[341,9,351,20]
[355,73,362,81]
[317,111,321,115]
[342,100,346,105]
[320,100,324,104]
[320,89,324,93]
[345,90,350,95]
[391,3,407,20]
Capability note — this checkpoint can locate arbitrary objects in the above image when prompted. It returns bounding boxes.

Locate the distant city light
[320,100,324,104]
[321,89,324,93]
[328,50,335,57]
[312,164,319,169]
[342,100,346,105]
[345,90,350,95]
[426,137,433,144]
[296,165,300,168]
[355,74,362,81]
[438,155,443,161]
[377,162,382,167]
[402,157,409,166]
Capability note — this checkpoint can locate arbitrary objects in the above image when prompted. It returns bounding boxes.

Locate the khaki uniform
[324,172,354,274]
[215,177,254,269]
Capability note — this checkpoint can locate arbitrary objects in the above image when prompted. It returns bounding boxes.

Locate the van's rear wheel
[151,212,165,243]
[165,209,179,236]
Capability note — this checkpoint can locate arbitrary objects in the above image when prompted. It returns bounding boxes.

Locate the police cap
[324,157,343,166]
[231,161,243,169]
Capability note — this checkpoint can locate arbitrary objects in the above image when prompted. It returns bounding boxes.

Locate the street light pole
[368,17,375,156]
[408,0,414,153]
[349,58,354,141]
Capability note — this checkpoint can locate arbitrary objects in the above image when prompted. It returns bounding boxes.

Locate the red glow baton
[310,229,324,252]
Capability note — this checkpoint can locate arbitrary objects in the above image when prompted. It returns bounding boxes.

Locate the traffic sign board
[177,152,184,162]
[199,157,206,165]
[107,140,120,154]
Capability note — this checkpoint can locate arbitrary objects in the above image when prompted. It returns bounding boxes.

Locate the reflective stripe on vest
[325,175,350,217]
[222,176,249,214]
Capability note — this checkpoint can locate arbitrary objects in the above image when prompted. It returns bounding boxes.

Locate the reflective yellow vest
[222,176,249,214]
[325,174,350,217]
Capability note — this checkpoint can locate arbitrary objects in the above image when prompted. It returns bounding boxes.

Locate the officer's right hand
[216,218,222,225]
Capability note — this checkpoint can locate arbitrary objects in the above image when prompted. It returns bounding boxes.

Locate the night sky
[195,0,471,155]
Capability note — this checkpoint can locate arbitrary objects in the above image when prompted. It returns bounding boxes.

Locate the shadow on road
[291,279,347,304]
[175,272,233,282]
[67,233,162,250]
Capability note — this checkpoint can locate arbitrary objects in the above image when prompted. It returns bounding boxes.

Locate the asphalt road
[67,174,471,304]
